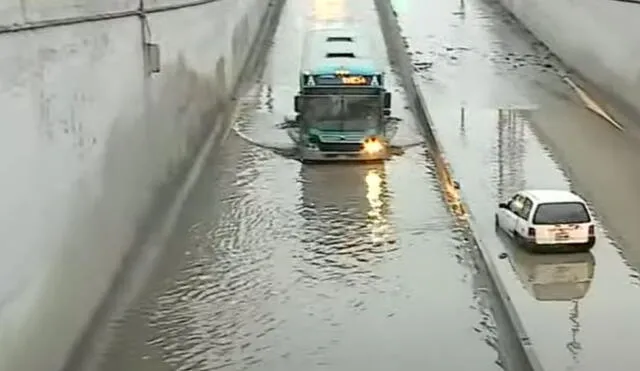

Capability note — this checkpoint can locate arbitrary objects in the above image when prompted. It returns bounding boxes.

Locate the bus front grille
[317,142,363,152]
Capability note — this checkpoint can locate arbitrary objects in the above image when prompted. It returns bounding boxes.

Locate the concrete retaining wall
[0,1,275,370]
[497,0,640,122]
[0,1,138,26]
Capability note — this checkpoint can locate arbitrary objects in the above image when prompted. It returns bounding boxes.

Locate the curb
[372,1,545,370]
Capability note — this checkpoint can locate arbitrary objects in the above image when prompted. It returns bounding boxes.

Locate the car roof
[520,189,586,203]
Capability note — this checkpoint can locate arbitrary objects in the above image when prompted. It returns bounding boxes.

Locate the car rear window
[532,202,591,225]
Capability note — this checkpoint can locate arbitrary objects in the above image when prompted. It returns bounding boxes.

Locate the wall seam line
[0,0,223,34]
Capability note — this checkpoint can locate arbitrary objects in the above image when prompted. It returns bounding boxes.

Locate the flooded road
[74,0,524,370]
[390,0,640,369]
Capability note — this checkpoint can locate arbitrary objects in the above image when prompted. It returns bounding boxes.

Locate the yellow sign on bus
[342,76,367,85]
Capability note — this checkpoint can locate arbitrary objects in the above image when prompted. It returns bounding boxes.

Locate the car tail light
[528,227,536,237]
[588,225,595,236]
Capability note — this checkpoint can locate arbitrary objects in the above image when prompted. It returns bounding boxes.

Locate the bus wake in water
[231,111,421,161]
[231,21,424,162]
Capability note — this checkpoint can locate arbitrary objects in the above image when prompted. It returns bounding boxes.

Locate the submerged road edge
[60,1,288,370]
[372,1,544,370]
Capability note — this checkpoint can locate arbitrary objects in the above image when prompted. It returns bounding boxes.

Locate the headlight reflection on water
[365,169,394,247]
[312,0,346,23]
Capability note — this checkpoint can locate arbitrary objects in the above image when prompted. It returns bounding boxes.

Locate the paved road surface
[392,0,640,369]
[71,0,526,370]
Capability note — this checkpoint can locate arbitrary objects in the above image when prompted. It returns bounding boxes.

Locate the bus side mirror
[383,92,391,109]
[294,95,301,113]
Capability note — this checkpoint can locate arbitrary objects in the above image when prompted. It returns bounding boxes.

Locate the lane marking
[563,76,624,131]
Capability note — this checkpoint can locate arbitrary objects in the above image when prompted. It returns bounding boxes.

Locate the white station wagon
[495,189,596,253]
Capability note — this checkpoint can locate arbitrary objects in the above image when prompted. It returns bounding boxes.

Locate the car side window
[518,198,533,220]
[509,195,524,214]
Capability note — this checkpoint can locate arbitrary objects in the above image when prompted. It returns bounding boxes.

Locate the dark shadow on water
[498,230,596,302]
[496,229,595,363]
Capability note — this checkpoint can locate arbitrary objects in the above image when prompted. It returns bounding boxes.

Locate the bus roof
[301,27,382,76]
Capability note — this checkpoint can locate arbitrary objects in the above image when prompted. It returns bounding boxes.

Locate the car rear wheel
[515,233,537,252]
[514,233,524,245]
[578,238,596,252]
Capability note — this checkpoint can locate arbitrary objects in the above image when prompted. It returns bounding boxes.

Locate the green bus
[292,26,392,161]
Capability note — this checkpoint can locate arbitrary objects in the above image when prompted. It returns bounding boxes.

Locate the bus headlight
[362,137,384,154]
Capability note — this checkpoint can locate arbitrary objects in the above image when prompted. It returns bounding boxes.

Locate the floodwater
[391,0,640,369]
[70,0,526,370]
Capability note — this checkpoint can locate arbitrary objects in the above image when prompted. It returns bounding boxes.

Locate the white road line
[563,76,624,131]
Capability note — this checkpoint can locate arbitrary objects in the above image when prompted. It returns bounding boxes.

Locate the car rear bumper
[520,236,596,253]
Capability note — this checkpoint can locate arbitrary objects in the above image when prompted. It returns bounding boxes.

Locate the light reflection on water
[365,168,391,246]
[296,163,397,285]
[310,0,352,28]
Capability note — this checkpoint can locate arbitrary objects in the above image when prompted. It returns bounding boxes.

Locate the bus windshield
[302,95,380,131]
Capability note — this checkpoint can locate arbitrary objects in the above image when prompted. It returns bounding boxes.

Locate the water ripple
[293,163,399,286]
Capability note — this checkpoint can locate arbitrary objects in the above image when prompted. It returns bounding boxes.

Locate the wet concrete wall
[498,0,640,119]
[0,1,272,370]
[0,0,137,25]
